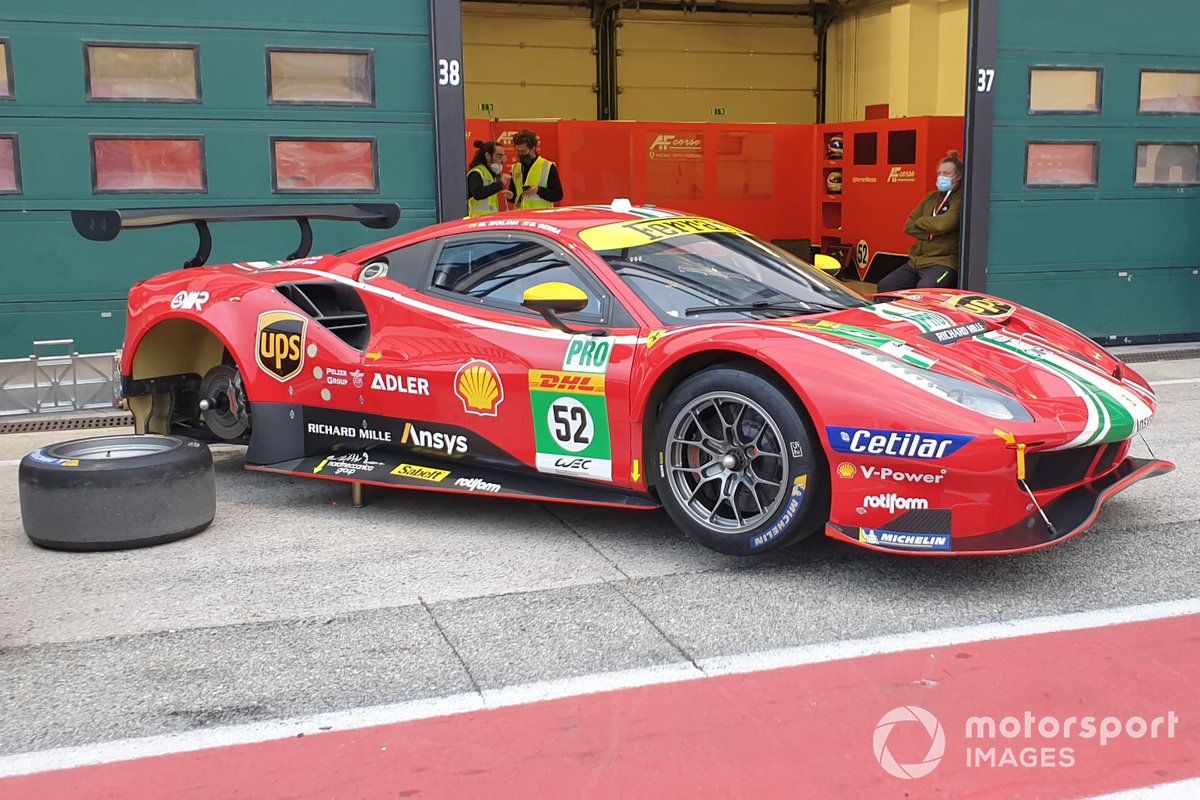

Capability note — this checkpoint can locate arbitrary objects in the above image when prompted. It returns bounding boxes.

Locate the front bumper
[826,456,1175,556]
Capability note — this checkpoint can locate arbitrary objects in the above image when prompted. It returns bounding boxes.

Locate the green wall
[0,1,437,357]
[985,0,1200,341]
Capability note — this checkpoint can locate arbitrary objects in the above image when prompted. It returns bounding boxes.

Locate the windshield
[590,229,868,324]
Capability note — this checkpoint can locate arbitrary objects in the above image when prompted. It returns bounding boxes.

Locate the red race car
[74,202,1173,556]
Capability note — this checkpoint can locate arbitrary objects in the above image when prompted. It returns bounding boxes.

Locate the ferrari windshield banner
[579,216,744,251]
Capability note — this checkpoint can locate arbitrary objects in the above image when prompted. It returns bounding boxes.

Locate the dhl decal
[528,370,606,394]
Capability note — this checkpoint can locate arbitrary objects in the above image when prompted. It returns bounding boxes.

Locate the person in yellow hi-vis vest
[511,130,563,209]
[466,140,513,217]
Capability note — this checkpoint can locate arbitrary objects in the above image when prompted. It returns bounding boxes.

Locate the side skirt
[247,449,660,510]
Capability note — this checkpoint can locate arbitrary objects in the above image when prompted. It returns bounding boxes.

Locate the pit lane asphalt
[0,358,1196,757]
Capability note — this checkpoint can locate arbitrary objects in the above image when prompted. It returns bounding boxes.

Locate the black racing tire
[19,434,216,552]
[653,366,827,556]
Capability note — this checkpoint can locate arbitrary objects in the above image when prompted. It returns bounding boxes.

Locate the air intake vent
[276,282,370,350]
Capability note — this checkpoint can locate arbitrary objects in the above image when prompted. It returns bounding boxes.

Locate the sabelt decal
[455,360,504,417]
[256,311,308,382]
[391,463,451,482]
[530,369,612,481]
[943,295,1016,319]
[858,528,951,551]
[827,427,973,460]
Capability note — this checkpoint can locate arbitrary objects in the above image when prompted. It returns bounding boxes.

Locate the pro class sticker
[530,370,612,481]
[256,311,308,381]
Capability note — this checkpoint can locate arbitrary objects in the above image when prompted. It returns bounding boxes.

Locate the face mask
[490,163,502,175]
[519,154,533,167]
[936,176,954,192]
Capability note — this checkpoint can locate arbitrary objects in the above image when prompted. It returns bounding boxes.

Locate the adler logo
[888,167,917,183]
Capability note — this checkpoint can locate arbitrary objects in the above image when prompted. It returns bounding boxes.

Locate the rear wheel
[654,367,825,555]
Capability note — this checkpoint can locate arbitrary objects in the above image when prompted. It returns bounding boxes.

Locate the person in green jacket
[877,150,963,292]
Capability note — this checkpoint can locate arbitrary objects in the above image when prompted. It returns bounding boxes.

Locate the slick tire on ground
[654,365,828,556]
[19,434,216,551]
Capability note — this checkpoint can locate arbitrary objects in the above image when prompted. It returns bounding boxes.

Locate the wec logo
[170,290,209,311]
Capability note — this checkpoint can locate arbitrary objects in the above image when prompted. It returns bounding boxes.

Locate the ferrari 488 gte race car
[72,202,1173,556]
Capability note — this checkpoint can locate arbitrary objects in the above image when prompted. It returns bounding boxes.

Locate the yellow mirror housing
[522,282,589,314]
[813,254,841,275]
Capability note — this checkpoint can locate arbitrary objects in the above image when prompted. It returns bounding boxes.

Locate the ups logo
[256,310,308,381]
[945,295,1015,318]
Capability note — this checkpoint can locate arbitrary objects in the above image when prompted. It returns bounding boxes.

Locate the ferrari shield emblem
[256,310,308,381]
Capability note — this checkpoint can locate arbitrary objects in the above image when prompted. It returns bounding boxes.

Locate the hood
[751,294,1155,448]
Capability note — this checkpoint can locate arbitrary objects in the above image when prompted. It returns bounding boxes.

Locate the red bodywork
[121,206,1172,555]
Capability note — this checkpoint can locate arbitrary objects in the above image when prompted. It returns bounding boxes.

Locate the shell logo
[837,462,857,478]
[455,359,504,417]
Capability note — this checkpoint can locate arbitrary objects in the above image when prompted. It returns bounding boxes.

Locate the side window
[431,237,604,319]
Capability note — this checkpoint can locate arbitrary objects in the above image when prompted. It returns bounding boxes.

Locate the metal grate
[0,413,133,435]
[1119,349,1200,364]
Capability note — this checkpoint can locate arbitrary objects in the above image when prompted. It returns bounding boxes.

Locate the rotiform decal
[256,311,308,382]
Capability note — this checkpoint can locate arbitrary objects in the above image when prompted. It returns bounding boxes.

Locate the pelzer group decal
[256,311,308,381]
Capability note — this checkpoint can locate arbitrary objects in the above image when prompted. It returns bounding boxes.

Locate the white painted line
[1147,376,1200,386]
[698,597,1200,677]
[0,458,21,466]
[1086,777,1200,799]
[0,597,1197,780]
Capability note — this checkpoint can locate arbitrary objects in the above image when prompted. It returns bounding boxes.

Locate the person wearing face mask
[510,129,563,209]
[467,140,513,217]
[876,150,964,292]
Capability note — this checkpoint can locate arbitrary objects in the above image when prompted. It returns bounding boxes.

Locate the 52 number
[552,404,590,446]
[437,58,461,87]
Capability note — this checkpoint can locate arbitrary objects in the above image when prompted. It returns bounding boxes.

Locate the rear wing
[71,203,402,268]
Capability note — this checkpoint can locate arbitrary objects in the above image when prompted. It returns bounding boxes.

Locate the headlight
[924,371,1033,422]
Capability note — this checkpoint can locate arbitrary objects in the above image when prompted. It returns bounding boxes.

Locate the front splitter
[826,456,1175,556]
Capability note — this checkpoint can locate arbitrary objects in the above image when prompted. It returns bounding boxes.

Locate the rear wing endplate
[71,203,402,268]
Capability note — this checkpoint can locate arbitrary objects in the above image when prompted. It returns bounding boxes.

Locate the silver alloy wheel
[43,436,181,460]
[664,391,790,535]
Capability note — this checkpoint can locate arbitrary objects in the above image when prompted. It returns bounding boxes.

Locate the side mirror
[813,254,841,276]
[522,282,606,336]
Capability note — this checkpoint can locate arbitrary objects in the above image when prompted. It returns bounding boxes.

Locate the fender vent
[276,282,370,350]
